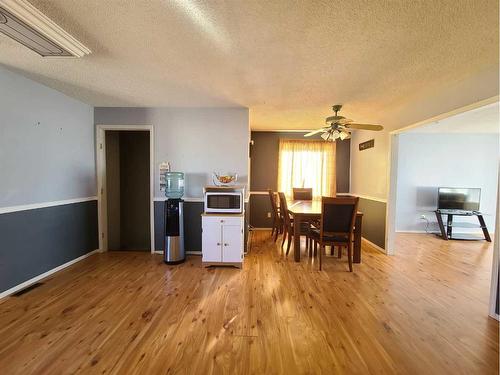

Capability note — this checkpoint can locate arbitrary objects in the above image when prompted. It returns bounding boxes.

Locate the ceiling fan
[305,105,383,141]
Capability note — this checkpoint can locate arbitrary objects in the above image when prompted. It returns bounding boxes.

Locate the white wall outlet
[267,212,271,218]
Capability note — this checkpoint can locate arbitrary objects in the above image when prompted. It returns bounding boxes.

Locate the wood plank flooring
[0,232,497,374]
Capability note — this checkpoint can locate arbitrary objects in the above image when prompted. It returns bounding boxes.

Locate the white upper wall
[395,133,498,232]
[0,66,95,208]
[94,107,249,198]
[407,102,499,134]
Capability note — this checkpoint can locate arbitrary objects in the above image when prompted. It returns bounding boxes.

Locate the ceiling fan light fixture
[339,131,350,140]
[306,104,383,142]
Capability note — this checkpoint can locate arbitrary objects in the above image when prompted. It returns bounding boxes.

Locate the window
[277,139,336,199]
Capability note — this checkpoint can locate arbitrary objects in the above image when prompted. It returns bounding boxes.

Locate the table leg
[477,215,492,242]
[353,215,362,263]
[446,214,453,239]
[435,211,447,240]
[294,215,301,262]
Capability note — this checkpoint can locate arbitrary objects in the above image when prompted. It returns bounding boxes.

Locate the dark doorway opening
[105,130,150,251]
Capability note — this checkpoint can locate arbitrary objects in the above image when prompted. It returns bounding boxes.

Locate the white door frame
[489,163,499,320]
[96,125,155,254]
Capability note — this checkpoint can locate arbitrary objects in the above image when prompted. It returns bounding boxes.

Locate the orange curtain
[277,139,336,199]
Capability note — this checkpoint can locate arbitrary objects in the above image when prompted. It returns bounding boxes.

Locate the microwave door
[206,193,241,212]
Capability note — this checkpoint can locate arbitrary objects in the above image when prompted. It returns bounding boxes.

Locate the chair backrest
[267,189,278,215]
[320,196,359,238]
[278,192,292,227]
[293,188,313,200]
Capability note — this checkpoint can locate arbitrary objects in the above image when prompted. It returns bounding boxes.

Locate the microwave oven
[204,191,243,213]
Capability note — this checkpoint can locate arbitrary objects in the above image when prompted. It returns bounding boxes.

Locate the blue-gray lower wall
[249,194,273,228]
[154,201,249,252]
[0,200,99,293]
[357,198,386,249]
[154,201,204,252]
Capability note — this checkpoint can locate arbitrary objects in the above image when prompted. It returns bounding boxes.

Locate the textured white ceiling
[0,0,498,130]
[408,102,499,133]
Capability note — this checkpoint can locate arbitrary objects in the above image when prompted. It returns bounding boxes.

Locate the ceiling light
[0,0,91,57]
[339,131,350,140]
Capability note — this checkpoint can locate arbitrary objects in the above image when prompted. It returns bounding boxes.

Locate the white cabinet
[202,214,244,268]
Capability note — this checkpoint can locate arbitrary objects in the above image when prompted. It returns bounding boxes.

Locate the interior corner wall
[349,68,499,249]
[395,133,499,233]
[94,107,250,252]
[0,66,97,294]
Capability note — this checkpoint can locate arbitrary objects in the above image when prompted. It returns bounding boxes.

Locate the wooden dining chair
[278,192,293,253]
[278,192,312,256]
[267,189,281,242]
[292,187,314,250]
[292,188,313,200]
[309,196,359,271]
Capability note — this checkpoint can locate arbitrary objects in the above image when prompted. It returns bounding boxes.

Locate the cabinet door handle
[220,220,224,223]
[217,242,221,246]
[224,243,228,246]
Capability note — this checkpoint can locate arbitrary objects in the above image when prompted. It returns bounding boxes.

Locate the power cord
[422,216,430,233]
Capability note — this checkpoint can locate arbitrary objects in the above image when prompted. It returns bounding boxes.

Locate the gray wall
[395,133,498,233]
[0,201,98,292]
[154,201,204,252]
[250,131,350,192]
[154,201,249,253]
[0,66,95,207]
[95,107,250,254]
[357,198,386,249]
[249,131,350,228]
[0,66,97,293]
[94,107,249,198]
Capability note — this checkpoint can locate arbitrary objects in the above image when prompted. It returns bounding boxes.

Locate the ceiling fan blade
[344,123,384,131]
[304,127,329,137]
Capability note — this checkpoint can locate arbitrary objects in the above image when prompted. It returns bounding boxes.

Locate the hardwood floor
[0,232,497,374]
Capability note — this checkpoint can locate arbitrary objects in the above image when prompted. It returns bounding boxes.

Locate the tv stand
[434,210,491,242]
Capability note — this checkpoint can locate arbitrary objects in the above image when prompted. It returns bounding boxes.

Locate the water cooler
[164,172,185,264]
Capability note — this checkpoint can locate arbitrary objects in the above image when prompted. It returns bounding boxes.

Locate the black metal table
[434,209,491,242]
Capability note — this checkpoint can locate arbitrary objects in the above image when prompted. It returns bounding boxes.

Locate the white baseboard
[489,312,500,321]
[395,230,428,233]
[0,249,100,301]
[361,237,386,254]
[395,230,487,235]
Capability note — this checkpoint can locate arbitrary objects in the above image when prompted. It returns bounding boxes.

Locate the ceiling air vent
[0,0,90,57]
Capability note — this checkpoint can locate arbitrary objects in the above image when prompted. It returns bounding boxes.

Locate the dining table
[286,199,364,263]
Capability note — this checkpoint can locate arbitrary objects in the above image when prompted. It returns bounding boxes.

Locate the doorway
[96,125,154,253]
[386,100,499,253]
[385,100,499,319]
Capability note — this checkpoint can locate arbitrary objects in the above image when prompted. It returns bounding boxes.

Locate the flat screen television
[438,187,481,211]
